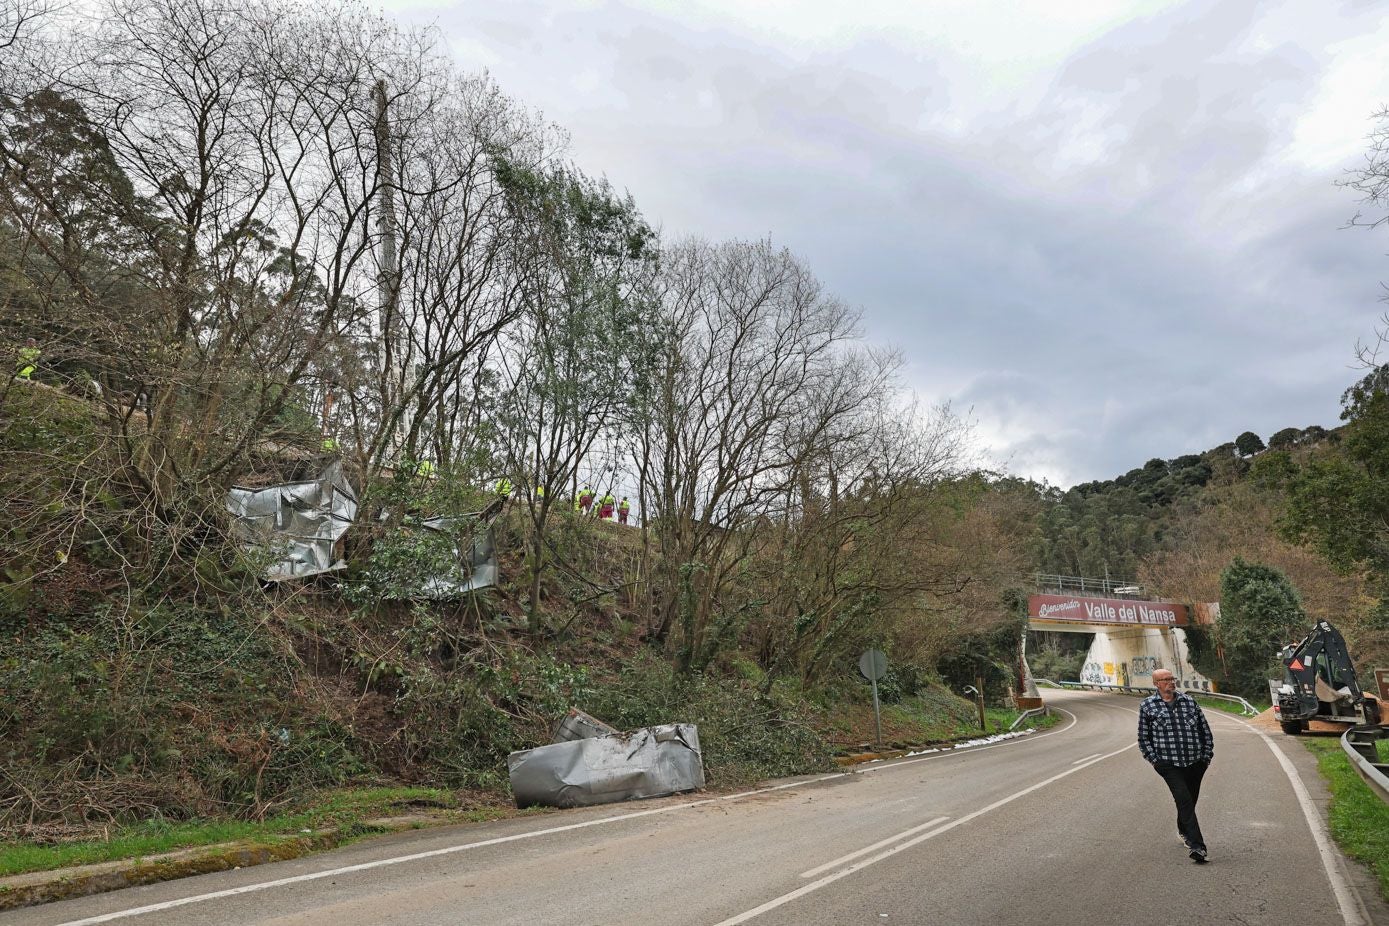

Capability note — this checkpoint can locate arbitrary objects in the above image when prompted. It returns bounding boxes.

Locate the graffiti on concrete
[1081,661,1108,684]
[1131,656,1161,676]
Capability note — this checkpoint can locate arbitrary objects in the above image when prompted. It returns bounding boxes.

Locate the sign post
[975,676,986,731]
[859,649,888,748]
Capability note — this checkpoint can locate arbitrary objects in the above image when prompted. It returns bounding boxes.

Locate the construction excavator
[1271,620,1381,735]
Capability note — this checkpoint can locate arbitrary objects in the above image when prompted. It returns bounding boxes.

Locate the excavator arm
[1275,620,1379,733]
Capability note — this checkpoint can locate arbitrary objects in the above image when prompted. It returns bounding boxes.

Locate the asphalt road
[13,689,1389,926]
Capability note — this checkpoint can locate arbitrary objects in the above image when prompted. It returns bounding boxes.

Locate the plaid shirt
[1137,691,1213,766]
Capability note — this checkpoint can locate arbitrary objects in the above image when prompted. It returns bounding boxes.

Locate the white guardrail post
[1033,679,1260,717]
[1008,706,1049,731]
[1341,725,1389,804]
[1039,678,1389,802]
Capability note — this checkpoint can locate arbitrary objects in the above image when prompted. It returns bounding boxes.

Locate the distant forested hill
[1035,414,1386,674]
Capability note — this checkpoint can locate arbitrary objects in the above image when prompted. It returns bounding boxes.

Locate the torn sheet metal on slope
[508,723,706,808]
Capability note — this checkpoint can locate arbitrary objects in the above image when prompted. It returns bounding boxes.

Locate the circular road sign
[858,649,887,681]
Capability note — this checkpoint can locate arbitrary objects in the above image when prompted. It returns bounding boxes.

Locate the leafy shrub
[1216,558,1306,699]
[392,647,593,790]
[583,652,833,785]
[0,601,366,829]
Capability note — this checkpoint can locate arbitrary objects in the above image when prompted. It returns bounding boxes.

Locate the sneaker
[1189,847,1208,864]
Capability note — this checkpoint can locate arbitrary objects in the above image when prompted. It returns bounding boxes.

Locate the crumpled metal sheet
[508,723,705,809]
[550,708,619,743]
[413,516,498,598]
[226,461,358,581]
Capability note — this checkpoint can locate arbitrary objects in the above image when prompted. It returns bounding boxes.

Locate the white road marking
[1072,753,1102,764]
[1234,719,1370,926]
[50,768,866,926]
[1061,693,1368,926]
[47,798,719,926]
[719,775,846,802]
[858,708,1079,774]
[798,816,950,878]
[48,707,1078,925]
[713,743,1136,926]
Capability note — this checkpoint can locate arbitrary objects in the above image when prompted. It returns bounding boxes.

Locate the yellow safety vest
[16,346,39,379]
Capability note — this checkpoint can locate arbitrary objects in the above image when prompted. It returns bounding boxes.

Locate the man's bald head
[1153,669,1177,699]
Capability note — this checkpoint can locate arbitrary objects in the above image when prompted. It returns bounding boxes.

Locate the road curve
[13,689,1389,926]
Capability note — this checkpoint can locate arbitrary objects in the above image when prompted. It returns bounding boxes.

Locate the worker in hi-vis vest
[598,492,615,519]
[578,486,595,513]
[15,338,39,380]
[617,497,631,525]
[496,477,512,497]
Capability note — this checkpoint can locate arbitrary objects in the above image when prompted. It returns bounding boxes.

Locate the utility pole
[374,78,405,455]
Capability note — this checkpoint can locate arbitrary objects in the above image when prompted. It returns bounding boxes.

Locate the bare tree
[0,0,51,55]
[751,400,984,687]
[490,161,659,629]
[345,72,554,477]
[0,0,459,591]
[637,238,897,667]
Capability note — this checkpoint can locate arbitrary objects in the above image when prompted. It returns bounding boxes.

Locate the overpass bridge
[1026,574,1216,693]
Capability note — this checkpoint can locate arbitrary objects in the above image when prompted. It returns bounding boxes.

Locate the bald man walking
[1137,669,1214,863]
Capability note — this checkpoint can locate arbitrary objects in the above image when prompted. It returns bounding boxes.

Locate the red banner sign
[1028,594,1187,627]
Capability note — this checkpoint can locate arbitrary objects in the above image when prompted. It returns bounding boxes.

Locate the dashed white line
[49,701,1085,925]
[1072,752,1102,764]
[712,743,1137,926]
[798,816,950,879]
[1051,693,1368,926]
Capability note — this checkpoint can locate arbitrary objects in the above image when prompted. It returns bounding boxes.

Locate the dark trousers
[1155,760,1208,850]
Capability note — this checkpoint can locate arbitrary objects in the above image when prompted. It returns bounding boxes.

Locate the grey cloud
[404,0,1389,484]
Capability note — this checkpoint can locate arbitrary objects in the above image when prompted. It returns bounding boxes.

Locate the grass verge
[1193,696,1266,717]
[0,786,512,879]
[1299,737,1389,899]
[0,695,1065,882]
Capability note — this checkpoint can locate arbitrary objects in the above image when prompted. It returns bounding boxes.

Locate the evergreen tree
[1216,558,1305,698]
[1235,431,1265,457]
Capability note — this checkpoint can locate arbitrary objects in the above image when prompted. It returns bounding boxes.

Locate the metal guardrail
[1039,680,1260,716]
[1032,573,1142,597]
[1341,724,1389,804]
[1009,706,1048,731]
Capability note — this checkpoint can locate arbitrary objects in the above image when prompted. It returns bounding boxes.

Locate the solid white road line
[1233,719,1370,926]
[720,775,846,802]
[49,707,1087,925]
[1071,695,1368,926]
[50,770,858,926]
[712,743,1137,926]
[798,816,950,879]
[857,708,1079,774]
[48,798,721,926]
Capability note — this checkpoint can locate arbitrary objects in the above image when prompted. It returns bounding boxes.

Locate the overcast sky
[381,0,1389,487]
